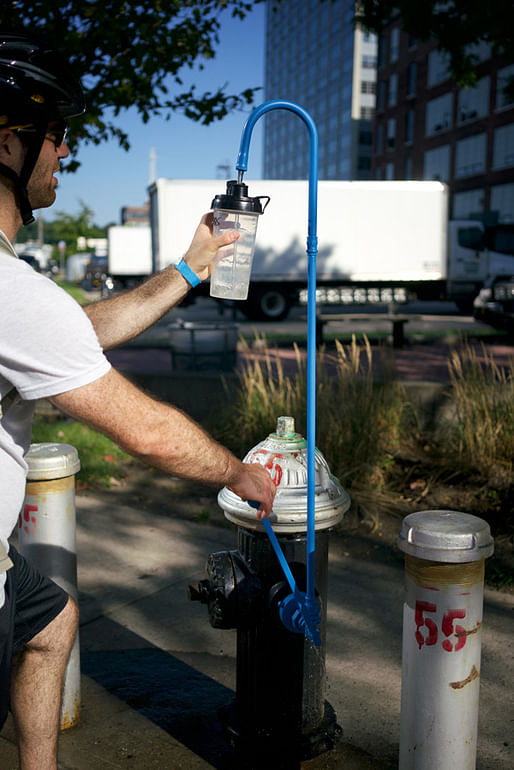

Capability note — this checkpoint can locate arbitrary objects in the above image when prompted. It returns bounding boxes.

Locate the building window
[376,123,384,154]
[406,62,417,97]
[361,106,375,120]
[376,80,386,111]
[388,73,398,107]
[362,31,377,44]
[427,49,450,88]
[404,108,415,144]
[492,124,514,169]
[455,133,487,178]
[452,189,484,219]
[496,64,514,110]
[457,77,490,123]
[424,144,450,181]
[377,36,386,67]
[465,41,491,65]
[404,154,413,179]
[362,54,377,69]
[387,118,396,150]
[385,162,394,180]
[426,92,453,136]
[490,183,514,223]
[390,27,399,63]
[359,129,373,146]
[361,80,376,95]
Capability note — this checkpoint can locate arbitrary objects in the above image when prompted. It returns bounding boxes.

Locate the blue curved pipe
[239,100,319,643]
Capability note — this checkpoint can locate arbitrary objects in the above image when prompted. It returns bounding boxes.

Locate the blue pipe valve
[249,501,321,646]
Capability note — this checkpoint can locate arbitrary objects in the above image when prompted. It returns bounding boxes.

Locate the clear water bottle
[210,180,269,300]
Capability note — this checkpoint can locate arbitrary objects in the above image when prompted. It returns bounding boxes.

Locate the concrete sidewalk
[2,496,513,769]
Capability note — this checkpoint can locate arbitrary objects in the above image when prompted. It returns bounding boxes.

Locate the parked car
[81,256,108,290]
[19,252,41,272]
[473,275,514,334]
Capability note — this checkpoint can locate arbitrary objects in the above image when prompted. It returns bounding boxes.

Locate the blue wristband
[176,258,202,288]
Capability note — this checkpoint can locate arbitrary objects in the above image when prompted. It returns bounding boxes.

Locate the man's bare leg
[10,597,78,770]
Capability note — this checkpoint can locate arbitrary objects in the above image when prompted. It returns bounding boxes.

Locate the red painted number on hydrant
[251,451,284,487]
[414,600,467,652]
[18,504,38,536]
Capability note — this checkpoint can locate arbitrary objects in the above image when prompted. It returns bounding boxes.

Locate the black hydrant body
[189,416,350,766]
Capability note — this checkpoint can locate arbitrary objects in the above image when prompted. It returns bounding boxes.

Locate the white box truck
[148,179,514,320]
[107,224,152,289]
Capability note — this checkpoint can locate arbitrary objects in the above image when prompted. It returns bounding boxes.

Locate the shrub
[442,342,514,482]
[217,335,411,493]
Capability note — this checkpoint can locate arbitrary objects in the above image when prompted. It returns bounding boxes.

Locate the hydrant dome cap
[217,417,351,532]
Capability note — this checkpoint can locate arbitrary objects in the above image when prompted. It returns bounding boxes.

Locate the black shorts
[0,545,69,729]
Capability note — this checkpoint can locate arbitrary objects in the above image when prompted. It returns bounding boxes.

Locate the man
[0,32,276,770]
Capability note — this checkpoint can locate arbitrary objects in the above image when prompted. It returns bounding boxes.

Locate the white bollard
[18,443,81,729]
[398,510,494,769]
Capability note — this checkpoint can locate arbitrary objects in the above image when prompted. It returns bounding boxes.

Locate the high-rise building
[263,0,377,180]
[372,15,514,222]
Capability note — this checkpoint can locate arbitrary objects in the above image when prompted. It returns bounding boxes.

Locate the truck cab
[447,221,514,312]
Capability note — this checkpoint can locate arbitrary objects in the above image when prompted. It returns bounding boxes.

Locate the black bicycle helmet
[0,32,85,225]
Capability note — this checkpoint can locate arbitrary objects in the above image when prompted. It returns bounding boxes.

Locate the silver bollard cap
[26,443,81,480]
[398,510,494,563]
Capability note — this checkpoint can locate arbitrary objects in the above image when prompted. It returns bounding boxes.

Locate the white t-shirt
[0,230,111,604]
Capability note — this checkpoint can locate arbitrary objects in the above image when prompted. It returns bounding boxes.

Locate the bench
[308,313,421,348]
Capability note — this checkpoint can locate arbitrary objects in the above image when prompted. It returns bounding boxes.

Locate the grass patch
[54,279,89,306]
[31,419,132,488]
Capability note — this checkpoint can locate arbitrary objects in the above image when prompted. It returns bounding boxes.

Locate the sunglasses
[12,123,69,149]
[45,125,69,148]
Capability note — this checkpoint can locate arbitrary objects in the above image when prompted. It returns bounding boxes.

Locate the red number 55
[414,601,467,652]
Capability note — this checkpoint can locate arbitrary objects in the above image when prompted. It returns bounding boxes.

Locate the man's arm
[49,368,275,518]
[83,214,238,351]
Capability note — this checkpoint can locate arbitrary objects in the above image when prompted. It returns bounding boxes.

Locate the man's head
[0,32,85,225]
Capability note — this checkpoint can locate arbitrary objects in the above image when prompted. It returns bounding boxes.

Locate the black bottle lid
[211,180,270,214]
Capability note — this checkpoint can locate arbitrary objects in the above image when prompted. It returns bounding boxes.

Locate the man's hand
[183,212,239,281]
[227,462,277,520]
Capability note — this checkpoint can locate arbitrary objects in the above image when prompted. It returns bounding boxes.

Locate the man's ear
[0,128,15,154]
[0,129,23,170]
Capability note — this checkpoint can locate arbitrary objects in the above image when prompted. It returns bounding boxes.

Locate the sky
[49,4,266,227]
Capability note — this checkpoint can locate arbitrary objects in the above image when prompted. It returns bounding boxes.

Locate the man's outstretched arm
[83,214,238,351]
[50,367,275,518]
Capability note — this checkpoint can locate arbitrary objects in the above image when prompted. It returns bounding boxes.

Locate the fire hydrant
[189,416,350,766]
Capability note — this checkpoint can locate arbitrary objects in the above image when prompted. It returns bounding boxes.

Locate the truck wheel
[243,288,291,321]
[456,300,474,314]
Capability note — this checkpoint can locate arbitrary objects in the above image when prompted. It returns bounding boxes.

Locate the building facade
[263,0,377,180]
[372,18,514,222]
[121,202,150,226]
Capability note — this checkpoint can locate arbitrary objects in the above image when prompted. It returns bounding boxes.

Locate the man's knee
[25,597,78,656]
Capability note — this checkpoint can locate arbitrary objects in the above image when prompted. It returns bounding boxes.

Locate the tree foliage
[0,1,264,167]
[356,0,514,86]
[21,203,110,254]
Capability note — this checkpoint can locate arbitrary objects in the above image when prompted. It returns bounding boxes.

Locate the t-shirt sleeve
[0,263,111,400]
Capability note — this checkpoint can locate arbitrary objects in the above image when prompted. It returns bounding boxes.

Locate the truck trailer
[143,178,514,320]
